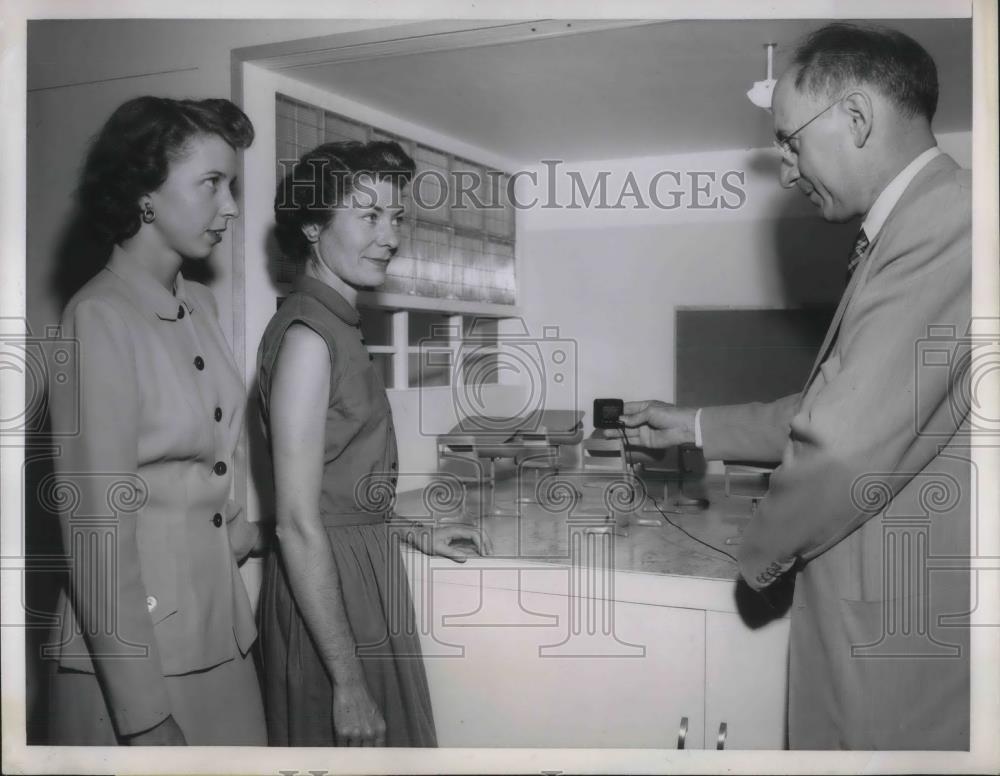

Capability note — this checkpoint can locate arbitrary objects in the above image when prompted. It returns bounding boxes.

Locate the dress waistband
[321,511,391,528]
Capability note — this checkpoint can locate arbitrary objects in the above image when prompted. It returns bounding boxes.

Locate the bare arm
[268,324,385,746]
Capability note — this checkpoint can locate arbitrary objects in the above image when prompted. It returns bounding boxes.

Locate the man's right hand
[125,714,187,745]
[609,400,698,449]
[333,681,387,746]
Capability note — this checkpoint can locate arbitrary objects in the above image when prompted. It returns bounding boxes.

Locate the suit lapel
[800,153,960,398]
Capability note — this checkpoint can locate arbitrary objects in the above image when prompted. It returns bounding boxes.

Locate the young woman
[48,96,265,745]
[257,140,491,747]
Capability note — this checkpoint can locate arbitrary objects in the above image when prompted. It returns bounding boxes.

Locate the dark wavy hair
[791,23,939,122]
[274,140,416,264]
[77,97,255,250]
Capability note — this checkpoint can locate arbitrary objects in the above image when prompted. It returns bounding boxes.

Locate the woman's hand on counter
[406,524,494,562]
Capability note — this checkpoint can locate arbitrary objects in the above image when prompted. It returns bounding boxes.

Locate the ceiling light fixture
[747,42,777,111]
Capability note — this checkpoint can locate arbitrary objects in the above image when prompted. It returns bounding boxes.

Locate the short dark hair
[273,140,416,264]
[791,23,939,121]
[77,97,255,249]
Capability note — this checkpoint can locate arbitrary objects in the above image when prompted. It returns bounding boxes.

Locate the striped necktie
[806,228,872,392]
[846,228,870,280]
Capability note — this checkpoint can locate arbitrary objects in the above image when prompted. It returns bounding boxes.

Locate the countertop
[392,471,768,583]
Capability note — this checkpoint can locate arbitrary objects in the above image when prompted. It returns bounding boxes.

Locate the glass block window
[485,173,515,240]
[450,157,486,232]
[275,93,516,306]
[411,144,451,225]
[324,113,367,144]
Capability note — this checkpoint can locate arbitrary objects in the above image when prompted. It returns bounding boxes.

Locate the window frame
[359,309,504,391]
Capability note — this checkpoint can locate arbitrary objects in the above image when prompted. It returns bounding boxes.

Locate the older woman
[47,96,264,745]
[257,140,491,747]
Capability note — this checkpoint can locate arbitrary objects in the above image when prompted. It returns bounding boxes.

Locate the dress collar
[105,247,195,321]
[292,274,361,327]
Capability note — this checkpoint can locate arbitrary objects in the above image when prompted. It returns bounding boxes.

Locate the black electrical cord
[617,424,739,565]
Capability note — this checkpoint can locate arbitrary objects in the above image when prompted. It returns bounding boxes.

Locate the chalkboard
[676,307,836,407]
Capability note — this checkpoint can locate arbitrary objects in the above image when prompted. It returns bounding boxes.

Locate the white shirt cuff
[694,408,704,449]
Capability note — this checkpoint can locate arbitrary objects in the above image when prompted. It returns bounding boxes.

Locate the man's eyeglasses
[773,97,844,162]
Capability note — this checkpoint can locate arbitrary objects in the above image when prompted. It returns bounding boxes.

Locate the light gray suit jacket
[48,251,258,738]
[701,153,971,749]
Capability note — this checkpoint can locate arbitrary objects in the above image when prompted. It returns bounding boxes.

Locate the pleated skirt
[257,521,437,747]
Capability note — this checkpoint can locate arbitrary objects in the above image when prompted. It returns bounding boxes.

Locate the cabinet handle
[716,721,728,750]
[676,716,688,749]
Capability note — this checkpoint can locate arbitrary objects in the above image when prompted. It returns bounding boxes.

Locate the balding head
[771,24,939,223]
[790,23,939,124]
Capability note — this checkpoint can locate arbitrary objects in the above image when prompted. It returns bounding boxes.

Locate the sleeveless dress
[255,274,436,747]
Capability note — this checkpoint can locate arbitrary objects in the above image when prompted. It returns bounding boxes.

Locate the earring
[141,203,155,224]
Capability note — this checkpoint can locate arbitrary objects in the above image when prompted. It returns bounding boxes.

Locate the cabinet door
[409,561,705,748]
[704,610,790,750]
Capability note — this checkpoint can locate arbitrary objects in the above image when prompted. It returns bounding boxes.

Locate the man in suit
[618,23,971,749]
